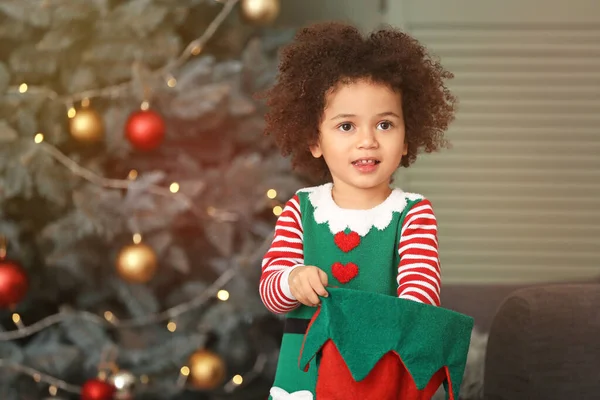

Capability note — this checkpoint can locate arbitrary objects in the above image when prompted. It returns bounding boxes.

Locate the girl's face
[311,79,407,197]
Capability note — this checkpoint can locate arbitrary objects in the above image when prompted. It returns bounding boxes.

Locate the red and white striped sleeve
[259,194,304,314]
[397,199,442,306]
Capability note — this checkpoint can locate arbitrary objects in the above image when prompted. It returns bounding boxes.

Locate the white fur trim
[270,387,314,400]
[298,183,423,236]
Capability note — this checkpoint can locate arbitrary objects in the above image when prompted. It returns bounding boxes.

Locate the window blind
[390,1,600,283]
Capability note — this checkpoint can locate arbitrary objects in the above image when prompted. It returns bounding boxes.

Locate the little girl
[258,22,467,399]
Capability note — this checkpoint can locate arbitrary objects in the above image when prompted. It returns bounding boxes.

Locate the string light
[176,365,189,388]
[81,98,90,107]
[18,83,28,93]
[140,101,150,111]
[12,313,25,329]
[104,311,114,322]
[191,44,202,55]
[48,385,58,396]
[111,374,130,390]
[133,233,142,244]
[167,321,177,332]
[34,133,44,143]
[272,205,283,216]
[166,76,177,87]
[205,206,238,222]
[127,169,138,180]
[0,236,5,259]
[266,189,277,199]
[223,354,267,393]
[169,182,180,193]
[217,290,230,301]
[67,107,76,118]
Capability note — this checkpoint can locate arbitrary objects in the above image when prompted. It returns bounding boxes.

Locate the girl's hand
[288,266,328,307]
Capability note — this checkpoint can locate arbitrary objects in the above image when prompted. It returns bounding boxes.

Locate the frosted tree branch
[0,0,272,395]
[0,233,273,392]
[0,233,272,393]
[158,0,237,76]
[0,359,81,393]
[0,266,238,341]
[4,0,240,105]
[38,142,192,206]
[0,232,271,340]
[34,140,238,222]
[3,0,243,223]
[0,347,269,396]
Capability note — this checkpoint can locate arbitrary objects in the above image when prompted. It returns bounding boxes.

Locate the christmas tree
[0,0,306,399]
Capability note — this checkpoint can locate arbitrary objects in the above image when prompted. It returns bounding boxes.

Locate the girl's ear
[402,142,408,156]
[310,143,323,158]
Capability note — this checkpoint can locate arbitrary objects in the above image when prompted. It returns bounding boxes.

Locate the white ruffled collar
[299,183,422,237]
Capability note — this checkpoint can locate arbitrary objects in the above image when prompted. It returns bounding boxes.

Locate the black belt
[284,318,310,334]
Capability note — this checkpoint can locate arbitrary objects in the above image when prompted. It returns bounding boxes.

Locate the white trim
[298,183,423,236]
[270,387,313,400]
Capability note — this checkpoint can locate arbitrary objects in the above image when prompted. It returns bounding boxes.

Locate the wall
[277,0,381,32]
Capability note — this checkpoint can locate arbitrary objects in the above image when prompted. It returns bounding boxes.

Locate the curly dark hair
[258,21,457,179]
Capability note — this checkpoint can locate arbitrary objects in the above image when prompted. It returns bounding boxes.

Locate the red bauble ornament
[81,378,115,400]
[124,109,165,151]
[0,259,28,309]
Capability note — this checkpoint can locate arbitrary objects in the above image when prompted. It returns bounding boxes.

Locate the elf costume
[262,184,473,399]
[298,287,473,399]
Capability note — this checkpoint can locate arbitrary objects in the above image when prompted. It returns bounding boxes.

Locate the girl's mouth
[351,158,380,173]
[351,158,380,166]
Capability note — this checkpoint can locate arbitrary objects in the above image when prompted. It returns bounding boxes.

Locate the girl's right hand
[288,265,329,307]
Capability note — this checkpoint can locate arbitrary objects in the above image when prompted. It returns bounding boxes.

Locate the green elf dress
[268,183,473,400]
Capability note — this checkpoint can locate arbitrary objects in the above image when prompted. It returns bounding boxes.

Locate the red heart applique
[333,231,361,253]
[331,262,359,284]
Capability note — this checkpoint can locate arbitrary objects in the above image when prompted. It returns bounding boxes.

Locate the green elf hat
[298,287,474,400]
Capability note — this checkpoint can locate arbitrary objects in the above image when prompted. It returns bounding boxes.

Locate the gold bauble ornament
[69,108,104,142]
[116,243,157,283]
[187,349,226,390]
[240,0,280,25]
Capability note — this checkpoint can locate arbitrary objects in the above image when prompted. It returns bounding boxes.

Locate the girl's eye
[378,121,393,130]
[338,123,353,132]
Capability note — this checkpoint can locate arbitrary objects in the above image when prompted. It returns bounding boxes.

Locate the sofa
[482,283,600,400]
[441,282,600,400]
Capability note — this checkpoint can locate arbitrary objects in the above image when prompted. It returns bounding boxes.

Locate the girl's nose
[357,128,378,149]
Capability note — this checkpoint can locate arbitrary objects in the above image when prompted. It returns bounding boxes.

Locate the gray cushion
[484,284,600,400]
